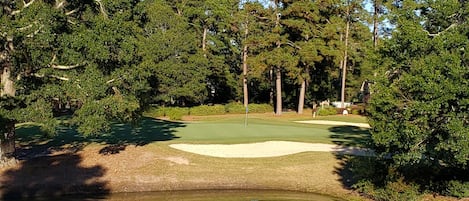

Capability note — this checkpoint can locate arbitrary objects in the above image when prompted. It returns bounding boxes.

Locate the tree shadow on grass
[15,117,184,158]
[0,153,109,200]
[1,117,185,199]
[329,126,371,148]
[329,125,374,190]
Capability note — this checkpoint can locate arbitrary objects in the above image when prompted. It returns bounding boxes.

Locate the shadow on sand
[328,125,373,189]
[0,117,185,200]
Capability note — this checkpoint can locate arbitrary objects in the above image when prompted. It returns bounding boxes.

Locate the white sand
[169,141,373,158]
[294,120,371,128]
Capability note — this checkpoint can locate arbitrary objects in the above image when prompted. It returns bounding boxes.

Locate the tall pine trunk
[373,0,379,48]
[275,68,282,116]
[274,5,282,116]
[242,21,249,108]
[298,79,306,114]
[341,2,350,109]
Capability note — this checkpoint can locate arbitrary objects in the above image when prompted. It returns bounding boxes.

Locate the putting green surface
[170,122,331,144]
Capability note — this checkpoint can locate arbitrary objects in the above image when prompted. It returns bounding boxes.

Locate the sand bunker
[294,120,371,128]
[169,141,373,158]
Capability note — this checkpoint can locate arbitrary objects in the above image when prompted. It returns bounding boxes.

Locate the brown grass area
[0,142,364,200]
[84,143,353,195]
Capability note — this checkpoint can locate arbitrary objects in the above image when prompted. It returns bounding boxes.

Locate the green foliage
[355,179,421,201]
[316,107,337,116]
[445,180,469,198]
[73,96,140,136]
[225,102,246,114]
[144,107,189,121]
[189,105,226,116]
[163,107,189,121]
[144,106,165,118]
[145,103,274,120]
[363,0,469,198]
[247,104,274,113]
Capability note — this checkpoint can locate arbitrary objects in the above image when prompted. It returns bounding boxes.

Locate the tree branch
[26,25,43,38]
[94,0,108,19]
[106,79,116,84]
[65,8,79,16]
[33,73,70,81]
[286,41,301,50]
[426,23,458,37]
[51,63,85,70]
[11,0,36,15]
[55,0,66,9]
[17,24,33,31]
[49,54,85,70]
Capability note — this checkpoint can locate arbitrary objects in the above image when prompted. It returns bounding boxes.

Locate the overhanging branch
[426,23,458,37]
[51,63,85,70]
[33,73,70,81]
[49,54,86,70]
[55,0,66,9]
[11,0,36,15]
[94,0,108,19]
[26,25,43,38]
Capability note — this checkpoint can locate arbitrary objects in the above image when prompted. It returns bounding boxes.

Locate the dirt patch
[161,156,190,165]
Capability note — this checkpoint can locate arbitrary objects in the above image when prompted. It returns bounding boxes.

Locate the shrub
[355,179,421,201]
[144,106,165,118]
[445,180,469,198]
[225,102,246,114]
[248,104,273,113]
[190,105,226,116]
[316,106,337,116]
[165,107,189,120]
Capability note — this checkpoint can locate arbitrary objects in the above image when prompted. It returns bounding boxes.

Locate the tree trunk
[1,62,15,97]
[202,26,207,57]
[275,67,282,116]
[1,49,16,161]
[242,21,249,108]
[0,121,16,161]
[269,68,274,105]
[341,2,350,109]
[274,4,282,116]
[298,79,306,114]
[373,0,379,48]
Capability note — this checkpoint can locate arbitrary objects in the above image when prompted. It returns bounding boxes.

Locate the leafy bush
[248,104,273,113]
[445,180,469,198]
[225,102,246,114]
[164,107,189,120]
[316,106,337,116]
[355,179,421,201]
[189,105,225,116]
[144,106,165,118]
[224,103,272,114]
[145,103,273,119]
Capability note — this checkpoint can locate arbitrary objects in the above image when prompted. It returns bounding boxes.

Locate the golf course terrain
[0,112,455,200]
